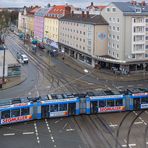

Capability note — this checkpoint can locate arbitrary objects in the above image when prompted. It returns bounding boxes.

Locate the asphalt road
[0,32,148,148]
[0,111,148,148]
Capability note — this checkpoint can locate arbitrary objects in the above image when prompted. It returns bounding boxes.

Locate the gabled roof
[29,6,40,14]
[48,5,66,14]
[59,14,108,25]
[35,7,52,17]
[112,2,148,15]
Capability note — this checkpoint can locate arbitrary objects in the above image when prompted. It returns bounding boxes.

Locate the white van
[17,53,28,64]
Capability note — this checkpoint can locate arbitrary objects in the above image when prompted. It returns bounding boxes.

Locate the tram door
[68,103,76,115]
[41,105,49,118]
[91,101,98,114]
[133,98,140,110]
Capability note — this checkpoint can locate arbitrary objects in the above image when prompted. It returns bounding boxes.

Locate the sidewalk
[0,73,27,90]
[57,55,148,82]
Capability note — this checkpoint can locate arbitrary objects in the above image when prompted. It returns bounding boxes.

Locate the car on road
[17,52,29,64]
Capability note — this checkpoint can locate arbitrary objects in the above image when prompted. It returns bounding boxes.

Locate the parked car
[17,52,28,64]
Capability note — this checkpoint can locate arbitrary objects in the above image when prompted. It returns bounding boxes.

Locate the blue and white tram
[37,94,80,119]
[86,90,126,114]
[0,98,34,125]
[127,88,148,110]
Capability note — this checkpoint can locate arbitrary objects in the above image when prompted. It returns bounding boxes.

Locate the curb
[0,75,27,91]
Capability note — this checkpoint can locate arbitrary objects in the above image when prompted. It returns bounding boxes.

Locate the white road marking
[22,132,34,135]
[109,122,118,128]
[133,111,138,116]
[134,121,143,125]
[51,136,54,140]
[139,117,142,120]
[3,133,15,136]
[66,129,75,132]
[122,144,136,147]
[34,122,40,144]
[54,145,57,147]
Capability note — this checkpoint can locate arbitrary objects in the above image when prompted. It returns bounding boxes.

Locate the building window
[79,45,81,49]
[113,35,115,39]
[145,54,148,57]
[117,27,119,31]
[80,31,82,34]
[113,52,114,55]
[117,54,119,58]
[117,36,119,40]
[146,36,148,40]
[80,38,82,41]
[146,19,148,22]
[117,18,119,23]
[76,37,78,40]
[112,43,115,48]
[146,45,148,49]
[112,8,116,12]
[117,44,119,49]
[83,32,85,35]
[83,39,85,42]
[113,18,115,22]
[107,8,110,12]
[113,26,115,31]
[146,28,148,32]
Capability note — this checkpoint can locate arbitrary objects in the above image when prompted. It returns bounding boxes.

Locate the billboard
[50,111,68,117]
[98,106,125,112]
[1,115,32,125]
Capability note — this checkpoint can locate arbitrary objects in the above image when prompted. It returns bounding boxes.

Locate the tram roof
[127,88,148,94]
[0,98,31,107]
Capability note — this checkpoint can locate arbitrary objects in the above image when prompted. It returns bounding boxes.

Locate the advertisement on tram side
[98,106,125,112]
[141,104,148,109]
[1,115,32,125]
[50,111,68,117]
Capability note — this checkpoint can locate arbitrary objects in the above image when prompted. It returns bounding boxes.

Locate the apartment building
[101,1,148,72]
[34,7,52,42]
[26,7,40,37]
[59,11,108,67]
[44,5,71,48]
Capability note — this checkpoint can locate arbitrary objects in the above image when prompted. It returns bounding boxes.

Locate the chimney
[71,11,74,16]
[86,11,89,18]
[141,1,146,6]
[65,5,71,16]
[91,2,93,6]
[131,0,137,5]
[82,11,85,18]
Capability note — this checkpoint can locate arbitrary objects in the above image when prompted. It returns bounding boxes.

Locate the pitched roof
[112,2,148,15]
[35,7,52,17]
[48,5,66,14]
[59,13,108,25]
[29,7,40,14]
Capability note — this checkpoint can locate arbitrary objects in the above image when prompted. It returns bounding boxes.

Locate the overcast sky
[0,0,141,8]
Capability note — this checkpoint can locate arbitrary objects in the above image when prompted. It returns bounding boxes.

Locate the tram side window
[99,100,106,107]
[11,109,20,117]
[59,104,67,111]
[141,98,148,104]
[107,100,114,107]
[21,108,29,116]
[1,110,10,119]
[116,99,123,106]
[50,104,58,112]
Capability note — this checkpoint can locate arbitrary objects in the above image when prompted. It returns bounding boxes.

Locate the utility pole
[2,43,5,83]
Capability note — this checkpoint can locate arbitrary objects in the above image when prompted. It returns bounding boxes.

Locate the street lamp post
[2,44,6,84]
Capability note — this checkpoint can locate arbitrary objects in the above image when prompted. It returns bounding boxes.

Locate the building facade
[44,5,71,48]
[34,7,52,42]
[101,1,148,72]
[59,11,108,67]
[26,7,40,37]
